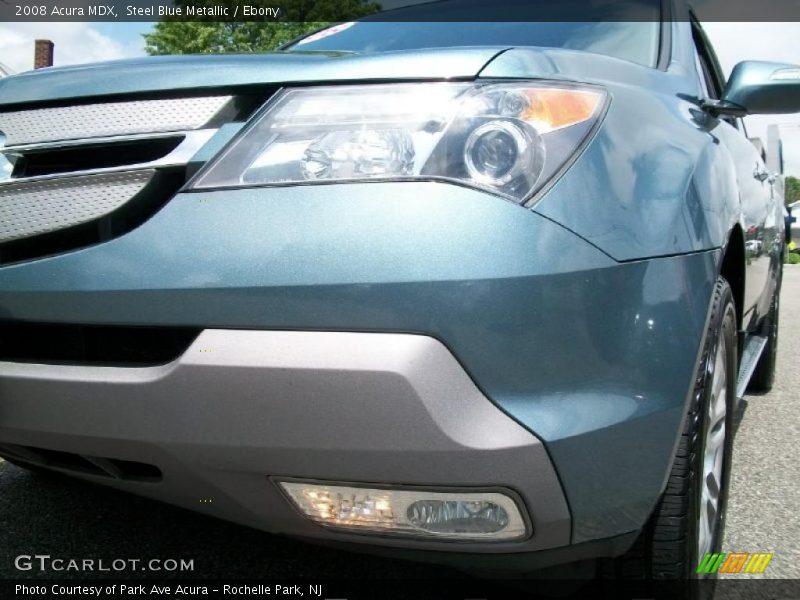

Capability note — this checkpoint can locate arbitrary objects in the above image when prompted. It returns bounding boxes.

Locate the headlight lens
[190,82,607,203]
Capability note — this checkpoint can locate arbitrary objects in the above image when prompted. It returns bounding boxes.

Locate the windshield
[287,1,662,68]
[290,21,660,68]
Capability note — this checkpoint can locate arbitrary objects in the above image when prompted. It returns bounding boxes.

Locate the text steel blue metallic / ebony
[0,1,798,590]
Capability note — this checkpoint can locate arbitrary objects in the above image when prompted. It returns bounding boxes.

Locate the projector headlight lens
[190,82,607,204]
[464,120,541,186]
[278,481,528,541]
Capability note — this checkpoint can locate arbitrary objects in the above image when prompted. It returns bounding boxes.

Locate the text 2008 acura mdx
[0,0,798,590]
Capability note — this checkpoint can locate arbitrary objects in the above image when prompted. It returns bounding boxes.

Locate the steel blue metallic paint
[722,60,800,115]
[0,182,717,541]
[481,42,784,328]
[0,48,506,106]
[481,47,736,260]
[0,15,791,553]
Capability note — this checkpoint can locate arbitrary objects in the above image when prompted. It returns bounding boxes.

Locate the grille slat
[0,93,254,262]
[14,136,183,178]
[0,96,232,147]
[0,170,154,243]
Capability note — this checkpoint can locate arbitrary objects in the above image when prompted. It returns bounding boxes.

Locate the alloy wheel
[697,335,728,559]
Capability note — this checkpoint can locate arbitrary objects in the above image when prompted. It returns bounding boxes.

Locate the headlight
[190,82,607,204]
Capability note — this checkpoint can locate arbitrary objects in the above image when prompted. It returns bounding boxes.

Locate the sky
[704,23,800,177]
[0,22,149,72]
[0,21,798,175]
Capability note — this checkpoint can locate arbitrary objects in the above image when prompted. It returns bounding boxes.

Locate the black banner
[4,578,800,600]
[0,0,798,23]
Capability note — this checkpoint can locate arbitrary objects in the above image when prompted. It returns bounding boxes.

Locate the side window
[691,18,739,128]
[693,47,711,99]
[691,24,723,99]
[738,118,748,136]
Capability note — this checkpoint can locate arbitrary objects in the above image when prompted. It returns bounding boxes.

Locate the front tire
[604,277,737,599]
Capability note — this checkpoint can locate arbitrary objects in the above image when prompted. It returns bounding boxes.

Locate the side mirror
[716,61,800,116]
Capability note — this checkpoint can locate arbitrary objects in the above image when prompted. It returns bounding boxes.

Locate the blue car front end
[0,29,727,568]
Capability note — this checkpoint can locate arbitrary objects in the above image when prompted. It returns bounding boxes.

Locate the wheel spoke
[706,469,720,500]
[709,388,726,426]
[711,353,726,406]
[706,423,726,452]
[698,490,713,557]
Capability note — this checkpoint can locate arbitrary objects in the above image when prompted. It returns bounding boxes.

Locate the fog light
[406,499,509,534]
[278,481,528,541]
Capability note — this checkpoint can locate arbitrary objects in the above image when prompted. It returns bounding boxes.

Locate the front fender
[482,48,741,261]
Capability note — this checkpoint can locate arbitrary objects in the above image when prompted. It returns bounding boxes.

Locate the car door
[692,19,775,324]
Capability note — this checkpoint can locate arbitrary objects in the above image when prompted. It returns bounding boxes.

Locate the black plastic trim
[0,321,200,366]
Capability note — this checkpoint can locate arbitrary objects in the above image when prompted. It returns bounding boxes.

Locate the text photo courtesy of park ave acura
[1,0,800,598]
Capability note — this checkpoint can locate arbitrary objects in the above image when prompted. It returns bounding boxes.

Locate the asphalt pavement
[1,267,798,587]
[721,264,800,579]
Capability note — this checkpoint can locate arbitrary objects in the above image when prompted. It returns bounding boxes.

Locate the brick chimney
[34,39,54,69]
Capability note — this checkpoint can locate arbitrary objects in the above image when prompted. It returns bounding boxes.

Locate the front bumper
[0,181,719,547]
[0,329,570,553]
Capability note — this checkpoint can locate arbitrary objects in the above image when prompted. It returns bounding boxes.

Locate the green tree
[144,0,380,55]
[786,175,800,206]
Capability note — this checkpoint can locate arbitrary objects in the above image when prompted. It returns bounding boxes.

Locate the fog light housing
[277,481,528,541]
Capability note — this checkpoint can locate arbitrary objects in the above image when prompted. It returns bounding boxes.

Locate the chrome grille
[0,93,238,262]
[0,171,154,243]
[0,96,231,146]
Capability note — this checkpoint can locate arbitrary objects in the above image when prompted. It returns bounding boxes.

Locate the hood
[0,47,508,107]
